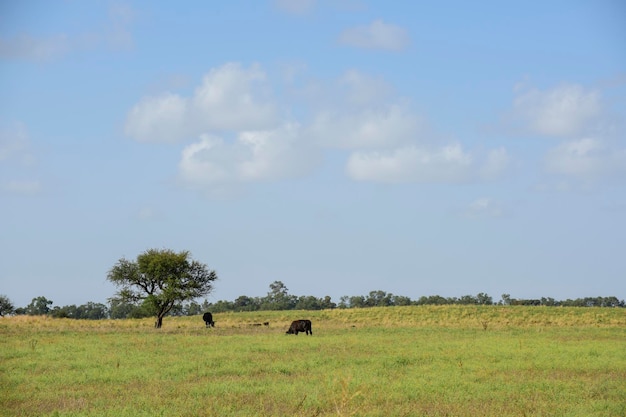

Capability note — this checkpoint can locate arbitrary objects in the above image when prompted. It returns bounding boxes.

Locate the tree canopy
[0,295,15,317]
[107,248,217,328]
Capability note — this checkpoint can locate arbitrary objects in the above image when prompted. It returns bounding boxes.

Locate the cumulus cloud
[346,144,507,184]
[127,64,509,193]
[178,123,320,190]
[507,81,625,186]
[545,138,626,181]
[309,103,421,150]
[511,83,603,138]
[339,20,410,51]
[125,63,277,143]
[125,93,188,143]
[301,70,423,150]
[338,70,393,105]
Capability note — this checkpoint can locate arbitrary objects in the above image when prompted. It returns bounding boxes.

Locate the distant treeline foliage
[1,282,624,319]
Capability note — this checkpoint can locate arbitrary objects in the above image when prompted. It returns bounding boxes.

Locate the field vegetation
[1,306,625,416]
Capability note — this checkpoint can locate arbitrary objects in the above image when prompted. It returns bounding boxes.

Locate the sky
[1,0,625,308]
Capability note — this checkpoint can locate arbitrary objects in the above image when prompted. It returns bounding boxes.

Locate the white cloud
[346,144,509,184]
[301,70,422,150]
[544,138,626,181]
[511,83,603,138]
[125,63,278,143]
[129,64,510,192]
[339,20,410,51]
[191,63,277,131]
[178,123,320,190]
[309,102,420,150]
[338,70,393,105]
[505,80,626,187]
[124,93,188,143]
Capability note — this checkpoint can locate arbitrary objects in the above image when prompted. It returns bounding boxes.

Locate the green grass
[1,306,625,416]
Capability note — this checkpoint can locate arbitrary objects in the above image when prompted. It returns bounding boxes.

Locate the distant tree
[365,291,394,307]
[107,248,218,328]
[458,295,478,305]
[348,295,366,308]
[501,294,512,305]
[207,299,235,313]
[0,295,15,316]
[416,295,448,305]
[261,281,297,310]
[81,302,109,319]
[25,296,53,315]
[476,293,493,305]
[391,295,412,306]
[185,301,203,316]
[541,297,558,306]
[338,296,350,309]
[108,298,152,319]
[233,295,259,311]
[295,295,321,310]
[320,295,336,309]
[51,305,76,318]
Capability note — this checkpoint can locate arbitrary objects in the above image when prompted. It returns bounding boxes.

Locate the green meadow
[1,306,625,416]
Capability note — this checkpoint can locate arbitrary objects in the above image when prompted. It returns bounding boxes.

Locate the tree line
[205,284,625,311]
[1,283,623,320]
[1,248,623,327]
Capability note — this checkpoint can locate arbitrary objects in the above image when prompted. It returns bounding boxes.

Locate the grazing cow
[286,319,312,335]
[202,312,215,328]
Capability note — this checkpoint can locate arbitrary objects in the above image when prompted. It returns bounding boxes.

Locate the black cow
[202,312,215,328]
[286,319,312,335]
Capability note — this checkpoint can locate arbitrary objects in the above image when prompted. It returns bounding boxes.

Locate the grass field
[1,306,625,416]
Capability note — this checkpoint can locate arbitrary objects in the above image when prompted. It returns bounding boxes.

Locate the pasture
[1,306,625,416]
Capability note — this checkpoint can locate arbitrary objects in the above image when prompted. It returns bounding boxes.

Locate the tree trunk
[155,315,163,328]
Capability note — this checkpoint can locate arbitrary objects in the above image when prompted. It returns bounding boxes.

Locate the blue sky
[1,0,625,308]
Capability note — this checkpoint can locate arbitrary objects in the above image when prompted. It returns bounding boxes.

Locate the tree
[0,295,15,317]
[108,297,153,319]
[25,296,53,315]
[476,293,493,305]
[107,248,218,328]
[365,290,394,307]
[233,295,259,311]
[261,281,296,310]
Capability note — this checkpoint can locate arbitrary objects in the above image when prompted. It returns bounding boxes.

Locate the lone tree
[107,248,217,328]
